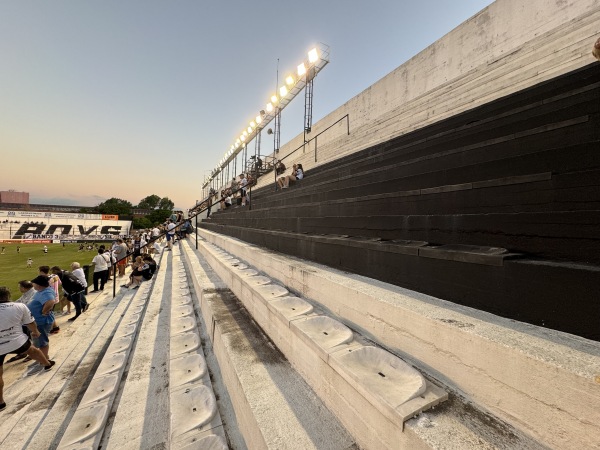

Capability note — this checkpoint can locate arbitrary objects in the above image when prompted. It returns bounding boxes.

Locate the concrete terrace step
[57,278,155,449]
[249,93,599,212]
[181,234,552,450]
[0,265,161,449]
[180,239,358,450]
[195,227,600,450]
[102,247,226,449]
[193,240,450,449]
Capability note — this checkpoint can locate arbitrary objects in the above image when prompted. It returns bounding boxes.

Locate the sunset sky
[0,0,493,209]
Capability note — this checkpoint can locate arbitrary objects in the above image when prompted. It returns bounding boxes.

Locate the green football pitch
[0,242,104,300]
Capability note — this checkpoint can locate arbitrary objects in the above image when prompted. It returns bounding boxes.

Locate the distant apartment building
[0,190,29,204]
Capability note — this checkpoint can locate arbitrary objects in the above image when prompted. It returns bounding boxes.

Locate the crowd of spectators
[0,222,182,412]
[201,160,306,217]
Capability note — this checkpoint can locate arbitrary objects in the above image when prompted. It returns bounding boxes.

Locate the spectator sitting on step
[277,163,304,189]
[153,238,162,254]
[275,160,286,175]
[121,256,144,289]
[220,190,232,209]
[141,255,157,281]
[593,37,600,61]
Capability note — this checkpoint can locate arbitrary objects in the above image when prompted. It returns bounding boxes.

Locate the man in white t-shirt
[166,219,176,251]
[0,286,55,411]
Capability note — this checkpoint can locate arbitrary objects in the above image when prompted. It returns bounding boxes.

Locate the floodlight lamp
[230,145,235,151]
[250,121,256,128]
[279,86,288,97]
[236,139,240,145]
[240,135,246,142]
[270,95,278,104]
[235,142,240,148]
[246,126,251,134]
[286,75,294,86]
[308,48,318,63]
[266,103,273,112]
[256,115,262,124]
[297,63,306,76]
[242,131,248,138]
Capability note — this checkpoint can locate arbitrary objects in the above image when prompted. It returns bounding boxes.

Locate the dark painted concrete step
[198,222,600,341]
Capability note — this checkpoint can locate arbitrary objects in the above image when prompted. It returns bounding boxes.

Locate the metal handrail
[111,181,254,298]
[273,114,350,189]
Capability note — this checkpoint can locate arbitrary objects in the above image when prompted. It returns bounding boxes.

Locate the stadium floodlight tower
[201,44,329,194]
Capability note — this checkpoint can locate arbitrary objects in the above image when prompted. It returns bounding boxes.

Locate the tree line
[80,195,175,229]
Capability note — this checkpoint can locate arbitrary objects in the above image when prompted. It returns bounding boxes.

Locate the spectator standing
[132,234,142,259]
[166,219,176,251]
[50,267,87,322]
[207,188,217,217]
[0,286,55,411]
[70,262,87,313]
[101,248,113,285]
[39,266,61,335]
[28,276,56,360]
[113,239,128,277]
[139,234,147,254]
[15,281,35,305]
[240,173,249,206]
[91,249,109,292]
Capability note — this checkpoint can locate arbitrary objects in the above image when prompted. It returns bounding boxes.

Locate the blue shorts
[166,233,174,241]
[33,322,53,348]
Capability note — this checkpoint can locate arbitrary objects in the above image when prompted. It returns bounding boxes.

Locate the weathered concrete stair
[195,227,600,450]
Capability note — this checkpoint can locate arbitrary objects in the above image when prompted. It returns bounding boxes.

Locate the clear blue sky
[0,0,493,209]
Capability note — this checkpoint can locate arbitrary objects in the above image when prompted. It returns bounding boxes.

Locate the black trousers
[93,270,108,290]
[69,291,87,316]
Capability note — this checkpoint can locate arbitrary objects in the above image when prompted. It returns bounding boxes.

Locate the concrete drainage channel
[181,237,451,450]
[54,247,227,450]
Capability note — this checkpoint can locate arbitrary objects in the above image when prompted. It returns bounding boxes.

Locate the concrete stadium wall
[250,0,599,191]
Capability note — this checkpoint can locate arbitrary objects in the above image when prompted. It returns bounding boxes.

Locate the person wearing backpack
[50,266,88,322]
